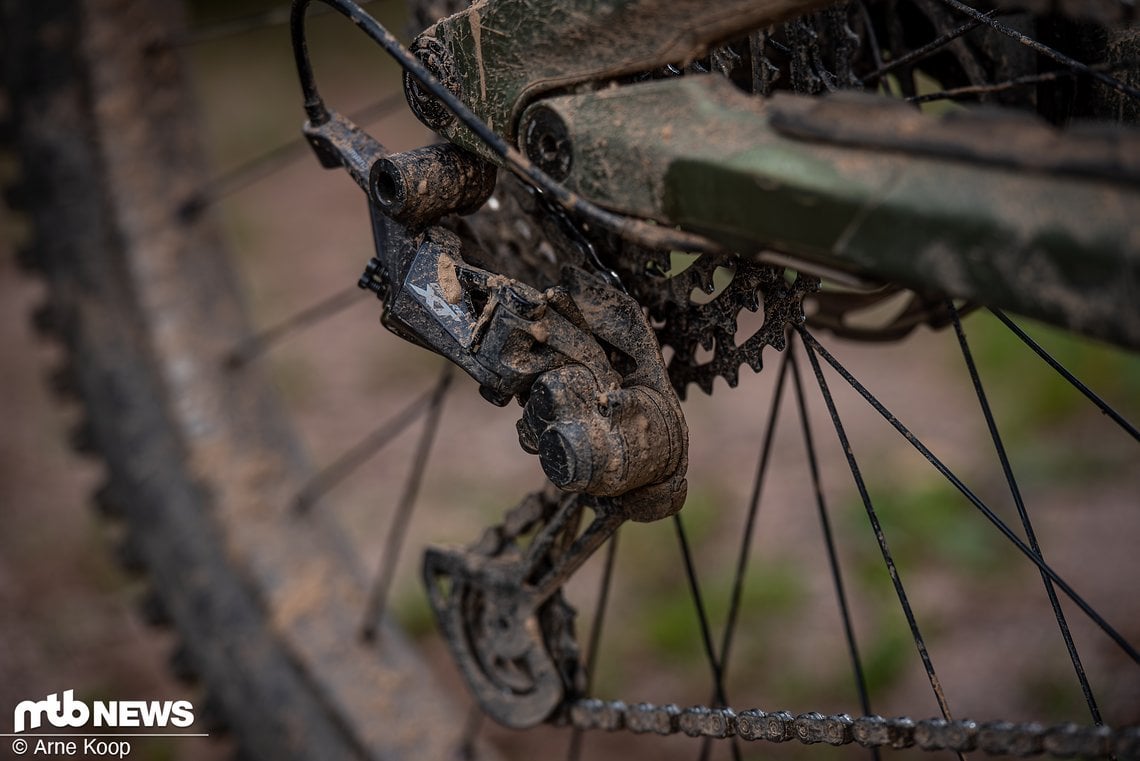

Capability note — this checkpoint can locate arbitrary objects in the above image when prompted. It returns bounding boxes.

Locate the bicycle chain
[567,699,1140,759]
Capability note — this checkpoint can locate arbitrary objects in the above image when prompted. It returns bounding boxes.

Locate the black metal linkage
[290,0,721,254]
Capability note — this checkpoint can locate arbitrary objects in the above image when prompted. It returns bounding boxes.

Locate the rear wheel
[1,1,468,757]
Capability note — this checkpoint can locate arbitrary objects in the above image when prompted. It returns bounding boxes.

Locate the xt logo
[411,281,462,322]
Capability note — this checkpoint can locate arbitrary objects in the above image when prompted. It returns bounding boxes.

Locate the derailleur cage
[423,489,620,728]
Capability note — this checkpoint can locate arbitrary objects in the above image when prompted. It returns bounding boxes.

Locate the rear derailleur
[304,111,687,726]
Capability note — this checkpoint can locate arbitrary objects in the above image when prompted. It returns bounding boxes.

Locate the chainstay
[568,698,1140,759]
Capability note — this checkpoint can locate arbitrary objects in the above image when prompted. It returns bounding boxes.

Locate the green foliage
[393,586,437,641]
[735,561,807,618]
[643,588,705,662]
[1019,669,1089,723]
[878,71,966,116]
[958,312,1140,438]
[639,558,808,664]
[844,476,1010,591]
[677,488,723,548]
[859,619,913,697]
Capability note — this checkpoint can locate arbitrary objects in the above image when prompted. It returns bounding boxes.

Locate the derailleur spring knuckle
[538,422,594,491]
[404,34,461,132]
[371,143,497,226]
[523,367,685,500]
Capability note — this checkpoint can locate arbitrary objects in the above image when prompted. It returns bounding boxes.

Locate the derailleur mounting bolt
[521,105,573,182]
[404,35,461,132]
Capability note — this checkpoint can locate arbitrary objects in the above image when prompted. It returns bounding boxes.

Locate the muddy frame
[415,0,1139,349]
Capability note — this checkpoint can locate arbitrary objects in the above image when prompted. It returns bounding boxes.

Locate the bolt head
[522,106,572,181]
[538,426,592,490]
[404,35,460,131]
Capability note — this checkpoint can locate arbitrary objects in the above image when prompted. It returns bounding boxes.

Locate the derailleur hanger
[303,108,497,228]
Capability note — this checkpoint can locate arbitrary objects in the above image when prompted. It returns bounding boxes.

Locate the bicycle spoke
[674,514,729,705]
[584,531,621,688]
[861,14,986,87]
[719,350,791,674]
[935,0,1140,101]
[950,305,1103,725]
[798,332,959,735]
[181,93,408,220]
[691,352,795,761]
[799,326,1140,665]
[361,362,452,640]
[226,285,365,368]
[673,513,742,761]
[907,63,1134,104]
[293,372,447,512]
[681,353,794,761]
[858,1,887,73]
[789,348,878,759]
[990,309,1140,444]
[568,531,621,761]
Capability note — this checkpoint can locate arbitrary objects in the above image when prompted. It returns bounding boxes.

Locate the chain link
[568,699,1140,759]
